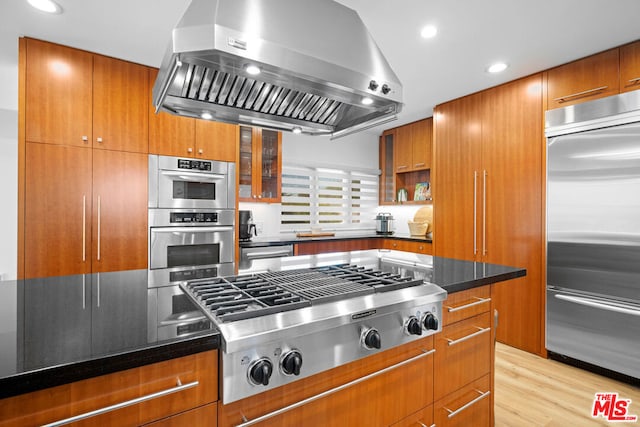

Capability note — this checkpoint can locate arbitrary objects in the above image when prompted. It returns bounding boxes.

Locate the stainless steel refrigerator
[546,90,640,380]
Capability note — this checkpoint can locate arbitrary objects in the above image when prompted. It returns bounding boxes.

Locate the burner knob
[422,312,439,331]
[362,328,382,350]
[281,350,303,376]
[248,358,273,386]
[405,316,423,336]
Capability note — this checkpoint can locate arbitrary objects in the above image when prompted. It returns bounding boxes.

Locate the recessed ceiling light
[420,25,438,39]
[487,62,508,73]
[27,0,63,14]
[361,97,374,105]
[201,112,213,120]
[245,64,261,76]
[292,127,302,134]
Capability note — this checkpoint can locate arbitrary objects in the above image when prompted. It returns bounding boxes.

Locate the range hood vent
[153,0,403,138]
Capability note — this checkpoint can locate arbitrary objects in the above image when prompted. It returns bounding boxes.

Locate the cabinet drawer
[384,239,432,254]
[547,48,619,108]
[434,375,491,427]
[390,404,433,427]
[442,285,491,325]
[620,40,640,93]
[0,350,218,427]
[434,313,491,400]
[143,403,217,427]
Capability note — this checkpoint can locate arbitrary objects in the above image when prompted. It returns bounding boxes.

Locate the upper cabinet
[239,126,282,203]
[148,68,238,161]
[620,40,640,93]
[547,48,619,108]
[380,118,432,205]
[25,38,148,153]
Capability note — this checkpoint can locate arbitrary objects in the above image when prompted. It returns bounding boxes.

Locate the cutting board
[296,232,336,238]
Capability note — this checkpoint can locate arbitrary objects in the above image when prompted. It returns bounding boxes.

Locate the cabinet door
[195,120,238,162]
[379,131,396,204]
[481,75,543,355]
[434,375,491,427]
[433,94,482,261]
[394,125,413,173]
[412,118,432,170]
[238,126,255,200]
[144,403,217,427]
[258,129,282,202]
[92,150,148,272]
[25,143,92,279]
[620,40,640,93]
[390,405,433,427]
[547,48,619,108]
[148,68,195,157]
[93,55,149,153]
[25,38,93,147]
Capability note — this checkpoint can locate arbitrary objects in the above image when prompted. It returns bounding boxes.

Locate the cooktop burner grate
[181,264,425,323]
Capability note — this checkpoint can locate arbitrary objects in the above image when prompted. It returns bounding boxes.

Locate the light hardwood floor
[495,342,640,426]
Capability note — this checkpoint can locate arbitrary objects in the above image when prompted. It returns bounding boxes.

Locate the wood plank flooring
[495,343,640,426]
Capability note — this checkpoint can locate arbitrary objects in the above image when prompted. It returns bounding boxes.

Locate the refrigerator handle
[482,170,487,256]
[554,294,640,317]
[473,171,477,256]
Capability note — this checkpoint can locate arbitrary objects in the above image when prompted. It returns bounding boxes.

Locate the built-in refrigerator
[546,90,640,381]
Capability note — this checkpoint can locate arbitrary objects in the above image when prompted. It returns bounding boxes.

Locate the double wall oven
[147,154,236,340]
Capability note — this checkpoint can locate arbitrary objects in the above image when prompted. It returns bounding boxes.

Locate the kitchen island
[0,250,524,426]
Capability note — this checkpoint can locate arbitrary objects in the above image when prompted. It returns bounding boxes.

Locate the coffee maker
[239,210,257,241]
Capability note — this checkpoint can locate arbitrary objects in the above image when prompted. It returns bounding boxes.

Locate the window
[281,165,378,231]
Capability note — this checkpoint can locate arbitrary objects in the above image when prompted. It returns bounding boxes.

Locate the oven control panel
[177,158,212,171]
[170,212,218,223]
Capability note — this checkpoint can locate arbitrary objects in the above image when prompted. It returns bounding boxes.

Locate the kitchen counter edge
[240,232,433,248]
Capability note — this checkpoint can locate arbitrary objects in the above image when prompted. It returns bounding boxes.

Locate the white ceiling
[2,0,640,134]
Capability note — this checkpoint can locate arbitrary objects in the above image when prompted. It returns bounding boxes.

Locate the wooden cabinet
[239,126,282,202]
[547,48,619,108]
[433,75,544,356]
[294,238,381,255]
[383,238,432,255]
[24,38,148,153]
[390,405,433,427]
[143,403,217,427]
[620,40,640,93]
[217,337,434,427]
[0,350,218,427]
[380,119,432,204]
[433,375,491,427]
[442,285,491,326]
[148,68,238,161]
[24,143,147,279]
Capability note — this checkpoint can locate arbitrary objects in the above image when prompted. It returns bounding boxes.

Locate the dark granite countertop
[240,231,433,248]
[0,269,220,399]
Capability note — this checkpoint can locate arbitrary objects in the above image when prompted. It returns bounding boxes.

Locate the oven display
[177,159,212,171]
[170,212,218,223]
[170,267,219,282]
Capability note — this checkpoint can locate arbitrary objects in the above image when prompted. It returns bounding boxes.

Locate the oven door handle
[151,226,234,234]
[160,170,226,182]
[160,315,207,326]
[235,348,436,427]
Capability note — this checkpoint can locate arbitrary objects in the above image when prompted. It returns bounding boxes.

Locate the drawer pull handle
[42,379,199,427]
[628,77,640,85]
[446,296,491,313]
[444,389,491,418]
[414,162,426,167]
[417,423,436,427]
[446,326,491,346]
[553,86,608,102]
[236,349,436,427]
[397,165,408,169]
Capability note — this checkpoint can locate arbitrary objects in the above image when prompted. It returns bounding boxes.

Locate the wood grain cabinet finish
[143,403,217,427]
[547,48,619,108]
[442,285,491,326]
[394,118,432,172]
[93,55,148,153]
[620,40,640,93]
[383,239,432,255]
[433,375,491,427]
[25,38,93,147]
[149,68,239,162]
[433,75,544,356]
[390,405,433,427]
[0,350,218,427]
[217,337,434,427]
[294,238,381,255]
[25,143,92,279]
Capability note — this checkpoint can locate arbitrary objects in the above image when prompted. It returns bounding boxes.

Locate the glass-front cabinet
[239,126,282,203]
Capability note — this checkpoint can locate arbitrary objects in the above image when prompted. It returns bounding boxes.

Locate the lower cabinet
[434,375,491,427]
[390,404,433,427]
[383,239,432,254]
[0,350,218,427]
[217,337,434,427]
[143,403,217,426]
[294,238,382,255]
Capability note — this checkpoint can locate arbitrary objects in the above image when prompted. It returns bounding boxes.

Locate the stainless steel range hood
[153,0,403,138]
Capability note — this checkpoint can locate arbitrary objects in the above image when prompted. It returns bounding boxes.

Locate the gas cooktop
[181,264,424,323]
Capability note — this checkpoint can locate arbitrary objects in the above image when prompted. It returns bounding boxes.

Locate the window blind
[281,165,378,231]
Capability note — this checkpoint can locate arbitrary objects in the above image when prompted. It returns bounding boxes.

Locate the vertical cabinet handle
[97,196,101,261]
[82,195,86,262]
[473,171,477,256]
[82,274,86,310]
[482,170,487,256]
[96,273,100,308]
